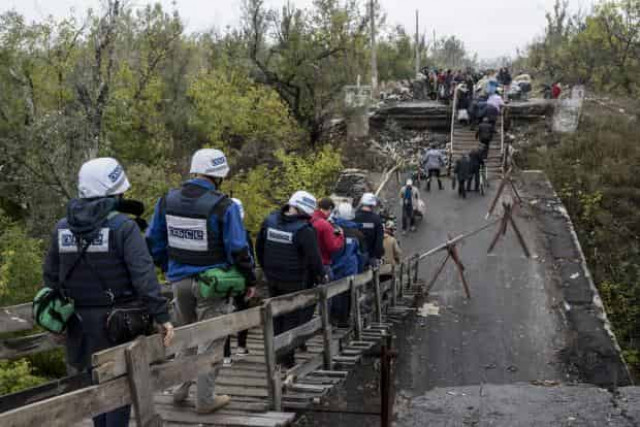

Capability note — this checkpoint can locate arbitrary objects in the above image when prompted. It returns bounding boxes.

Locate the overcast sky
[5,0,599,59]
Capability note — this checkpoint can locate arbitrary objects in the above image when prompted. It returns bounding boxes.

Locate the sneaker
[401,230,407,235]
[172,381,193,404]
[410,226,416,232]
[223,357,233,367]
[196,395,231,414]
[236,347,249,357]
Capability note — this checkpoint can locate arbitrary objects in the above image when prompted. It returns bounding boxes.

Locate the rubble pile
[370,121,449,166]
[332,169,372,202]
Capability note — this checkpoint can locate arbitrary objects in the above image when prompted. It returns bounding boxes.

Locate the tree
[243,0,368,145]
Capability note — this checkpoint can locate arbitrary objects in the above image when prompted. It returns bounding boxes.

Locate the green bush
[228,146,343,234]
[0,359,48,395]
[0,214,43,306]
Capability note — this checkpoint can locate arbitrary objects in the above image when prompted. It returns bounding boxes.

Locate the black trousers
[458,179,467,198]
[329,292,351,327]
[468,170,480,191]
[402,204,415,230]
[224,295,249,357]
[269,283,315,368]
[426,168,443,190]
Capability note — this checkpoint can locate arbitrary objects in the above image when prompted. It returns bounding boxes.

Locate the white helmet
[231,197,245,220]
[334,203,355,220]
[190,148,230,178]
[78,157,130,199]
[406,179,413,186]
[360,192,377,207]
[288,190,317,217]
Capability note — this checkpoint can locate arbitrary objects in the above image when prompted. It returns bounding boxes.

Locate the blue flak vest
[331,236,360,280]
[262,212,310,284]
[403,187,414,210]
[57,213,134,307]
[164,184,230,266]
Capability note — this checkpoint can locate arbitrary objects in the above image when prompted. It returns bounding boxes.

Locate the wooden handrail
[0,261,410,423]
[449,84,459,159]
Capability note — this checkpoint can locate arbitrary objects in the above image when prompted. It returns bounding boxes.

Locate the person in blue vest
[146,149,253,414]
[329,203,366,327]
[399,179,420,234]
[354,192,384,268]
[256,191,325,368]
[43,158,174,427]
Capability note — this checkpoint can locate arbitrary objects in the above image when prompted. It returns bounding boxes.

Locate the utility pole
[415,10,420,78]
[370,0,378,98]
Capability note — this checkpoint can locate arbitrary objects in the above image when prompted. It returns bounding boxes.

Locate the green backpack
[197,266,247,299]
[33,288,76,334]
[33,239,91,333]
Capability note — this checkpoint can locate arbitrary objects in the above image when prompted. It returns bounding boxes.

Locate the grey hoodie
[422,149,445,170]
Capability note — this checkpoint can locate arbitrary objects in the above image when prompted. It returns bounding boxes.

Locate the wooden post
[273,365,282,411]
[413,255,420,284]
[427,253,450,292]
[414,10,420,79]
[390,266,397,307]
[370,0,378,98]
[398,263,405,298]
[373,268,383,323]
[319,287,334,370]
[261,302,280,410]
[350,279,362,341]
[125,338,161,427]
[406,259,413,289]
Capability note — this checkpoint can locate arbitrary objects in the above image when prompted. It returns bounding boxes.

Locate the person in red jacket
[551,82,562,99]
[311,198,345,275]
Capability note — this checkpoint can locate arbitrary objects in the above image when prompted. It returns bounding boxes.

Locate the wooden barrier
[0,261,414,425]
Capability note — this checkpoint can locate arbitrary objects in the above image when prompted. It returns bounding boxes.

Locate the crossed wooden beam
[427,234,472,299]
[486,167,523,219]
[426,199,531,299]
[488,202,532,258]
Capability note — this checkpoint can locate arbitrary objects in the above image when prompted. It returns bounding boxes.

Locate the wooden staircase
[450,118,503,178]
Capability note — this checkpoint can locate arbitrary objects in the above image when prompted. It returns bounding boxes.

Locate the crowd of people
[39,148,405,426]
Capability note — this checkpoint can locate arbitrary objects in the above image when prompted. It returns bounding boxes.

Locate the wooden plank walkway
[148,323,387,425]
[5,264,419,427]
[73,323,404,426]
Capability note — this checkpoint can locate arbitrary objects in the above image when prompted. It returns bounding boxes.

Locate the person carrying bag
[42,158,173,427]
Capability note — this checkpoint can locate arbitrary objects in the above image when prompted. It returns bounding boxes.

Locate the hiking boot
[236,347,250,357]
[172,381,193,404]
[196,395,231,414]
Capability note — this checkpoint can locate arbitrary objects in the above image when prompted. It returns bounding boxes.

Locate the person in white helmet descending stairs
[147,149,255,414]
[255,190,325,368]
[42,157,174,427]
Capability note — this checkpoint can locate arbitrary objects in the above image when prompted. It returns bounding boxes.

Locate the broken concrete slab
[396,384,639,427]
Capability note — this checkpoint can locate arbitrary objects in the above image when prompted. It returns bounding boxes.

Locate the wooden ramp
[450,117,503,177]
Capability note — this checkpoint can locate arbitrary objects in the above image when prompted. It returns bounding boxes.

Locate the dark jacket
[469,150,483,173]
[354,209,384,260]
[454,156,473,181]
[43,197,170,371]
[256,207,325,289]
[476,122,494,143]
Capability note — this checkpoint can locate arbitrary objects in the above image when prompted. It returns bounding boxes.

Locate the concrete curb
[520,170,632,387]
